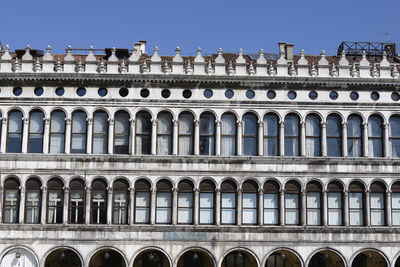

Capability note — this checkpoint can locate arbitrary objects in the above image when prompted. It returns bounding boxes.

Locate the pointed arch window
[199,179,215,224]
[200,113,215,155]
[157,112,173,155]
[49,111,66,153]
[392,182,400,225]
[25,178,41,224]
[349,181,364,226]
[327,114,342,157]
[242,180,258,225]
[136,111,152,155]
[263,181,279,225]
[263,113,279,156]
[47,178,64,224]
[71,111,87,154]
[177,180,194,224]
[134,179,151,224]
[91,179,107,224]
[284,114,300,156]
[305,115,321,156]
[368,115,383,157]
[3,178,20,223]
[113,179,129,224]
[221,180,237,224]
[7,110,23,153]
[347,115,362,157]
[389,116,400,158]
[221,113,236,156]
[28,110,44,153]
[156,180,172,224]
[243,113,258,156]
[285,181,300,225]
[178,112,194,155]
[306,181,322,225]
[69,179,85,224]
[370,182,385,226]
[327,181,343,226]
[114,111,130,154]
[92,111,108,154]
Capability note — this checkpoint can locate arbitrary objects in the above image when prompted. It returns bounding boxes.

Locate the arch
[131,246,172,267]
[178,109,197,120]
[324,111,345,123]
[346,179,367,192]
[325,179,345,192]
[87,246,127,267]
[220,247,260,267]
[262,111,282,122]
[283,179,303,192]
[263,178,282,191]
[349,248,389,267]
[43,246,83,267]
[134,177,152,190]
[114,108,133,118]
[199,109,219,121]
[282,110,303,122]
[176,247,216,267]
[132,107,155,120]
[305,247,346,267]
[7,107,26,118]
[345,112,366,124]
[0,245,39,267]
[366,112,386,124]
[155,108,177,120]
[241,178,260,191]
[28,107,47,117]
[303,110,323,121]
[90,176,109,188]
[49,106,68,117]
[70,107,89,118]
[263,248,303,267]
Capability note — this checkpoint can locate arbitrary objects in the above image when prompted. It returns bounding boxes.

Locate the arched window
[392,182,400,226]
[368,115,383,157]
[157,112,173,155]
[370,181,385,226]
[243,113,258,156]
[69,178,85,224]
[47,178,64,224]
[177,180,194,224]
[199,179,215,224]
[178,112,194,155]
[327,114,342,157]
[305,114,321,157]
[156,180,172,224]
[221,113,236,156]
[327,181,343,226]
[306,181,322,225]
[263,180,279,225]
[134,179,151,224]
[285,181,300,225]
[3,178,20,223]
[200,113,215,155]
[7,110,23,153]
[25,178,41,224]
[221,180,237,225]
[49,111,66,153]
[28,110,44,153]
[113,179,129,224]
[71,111,87,154]
[242,180,258,225]
[136,111,152,155]
[263,113,279,156]
[91,179,107,224]
[92,111,108,154]
[349,181,365,226]
[284,114,300,156]
[114,111,130,154]
[389,116,400,158]
[347,115,362,157]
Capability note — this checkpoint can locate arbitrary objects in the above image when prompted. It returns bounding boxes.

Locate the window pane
[136,192,150,206]
[307,210,320,225]
[264,138,278,156]
[178,193,193,208]
[243,114,257,135]
[71,135,86,153]
[243,193,257,208]
[115,112,130,134]
[29,112,44,133]
[135,208,150,223]
[264,194,278,208]
[285,210,299,225]
[178,209,193,224]
[156,208,171,223]
[285,139,299,156]
[285,115,299,136]
[264,114,278,136]
[242,209,257,224]
[328,192,341,208]
[222,114,236,135]
[393,210,400,225]
[264,209,278,224]
[221,209,235,224]
[371,193,384,209]
[157,192,171,207]
[392,193,400,208]
[329,210,342,225]
[222,193,236,208]
[200,193,213,208]
[307,192,320,208]
[285,194,298,208]
[50,134,65,153]
[221,114,236,156]
[349,192,363,209]
[243,137,257,156]
[348,139,362,157]
[200,114,215,134]
[222,136,236,156]
[371,210,384,226]
[327,137,341,157]
[200,209,213,224]
[72,112,87,133]
[350,210,363,226]
[368,139,383,157]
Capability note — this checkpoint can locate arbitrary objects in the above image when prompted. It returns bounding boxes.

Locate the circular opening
[309,91,318,100]
[329,91,338,100]
[98,88,108,97]
[371,91,380,101]
[182,89,192,99]
[350,92,359,101]
[392,92,400,101]
[13,87,22,96]
[76,87,86,97]
[246,90,255,99]
[287,90,297,100]
[225,89,234,99]
[140,88,150,98]
[161,89,171,98]
[119,87,129,97]
[267,90,276,99]
[34,87,43,96]
[55,87,64,96]
[203,89,213,99]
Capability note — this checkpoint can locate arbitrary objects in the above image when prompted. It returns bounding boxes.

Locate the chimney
[285,43,294,62]
[134,42,142,57]
[278,42,286,56]
[139,40,146,54]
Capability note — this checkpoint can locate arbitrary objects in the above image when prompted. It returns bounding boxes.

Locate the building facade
[0,42,399,267]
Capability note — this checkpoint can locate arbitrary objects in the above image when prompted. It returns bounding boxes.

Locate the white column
[301,190,306,226]
[130,119,135,155]
[384,122,390,157]
[343,190,349,226]
[129,188,135,225]
[65,118,71,154]
[300,121,306,156]
[237,189,242,225]
[279,121,285,156]
[19,186,25,223]
[41,186,48,224]
[280,190,285,225]
[63,187,69,223]
[85,187,91,224]
[215,189,221,225]
[215,120,221,156]
[258,189,263,225]
[258,121,264,156]
[365,190,370,226]
[194,188,199,225]
[323,190,328,226]
[342,122,348,157]
[321,122,327,157]
[1,118,7,153]
[363,122,369,157]
[386,190,392,226]
[151,119,157,155]
[43,118,50,154]
[172,188,178,225]
[194,119,200,155]
[86,118,93,154]
[21,117,29,153]
[150,188,156,224]
[237,121,243,156]
[108,118,114,154]
[0,186,3,222]
[173,119,178,155]
[107,187,113,224]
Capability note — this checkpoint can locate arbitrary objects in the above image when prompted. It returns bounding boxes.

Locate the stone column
[365,190,370,226]
[237,121,243,156]
[108,118,114,154]
[194,188,199,225]
[19,186,25,223]
[279,121,285,156]
[321,122,327,157]
[41,186,48,224]
[1,118,7,153]
[323,190,328,226]
[0,186,3,222]
[86,118,93,154]
[237,189,242,225]
[129,188,135,225]
[363,122,369,157]
[301,190,306,226]
[21,117,29,153]
[65,118,71,154]
[300,121,306,156]
[258,120,264,156]
[172,188,178,224]
[43,118,50,154]
[215,189,221,225]
[172,119,178,155]
[384,122,390,157]
[258,189,264,225]
[63,187,69,224]
[107,187,113,224]
[342,122,348,157]
[386,190,392,226]
[130,119,135,155]
[150,188,156,224]
[215,120,221,156]
[151,119,157,155]
[343,190,349,226]
[194,119,200,155]
[85,187,91,224]
[280,190,285,226]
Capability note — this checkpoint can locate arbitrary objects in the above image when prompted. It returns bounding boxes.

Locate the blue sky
[1,0,399,56]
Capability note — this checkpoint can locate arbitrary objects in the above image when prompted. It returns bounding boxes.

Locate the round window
[371,92,380,101]
[76,87,86,97]
[267,90,276,99]
[98,88,107,97]
[246,90,255,99]
[161,89,171,98]
[204,89,213,99]
[55,87,64,96]
[329,91,338,100]
[288,90,297,100]
[13,87,22,96]
[182,89,192,99]
[391,92,400,102]
[309,91,318,100]
[140,88,150,98]
[225,89,234,99]
[350,92,359,101]
[119,88,129,97]
[34,87,43,96]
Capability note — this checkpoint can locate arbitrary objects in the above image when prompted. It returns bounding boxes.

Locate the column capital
[258,188,264,194]
[321,121,327,127]
[85,187,91,192]
[194,188,200,193]
[194,119,200,126]
[63,186,70,193]
[279,121,285,127]
[22,117,29,124]
[86,117,93,123]
[43,117,50,124]
[386,189,392,194]
[107,187,113,193]
[1,117,7,124]
[342,121,348,127]
[215,188,221,193]
[362,122,368,127]
[151,119,157,125]
[215,120,221,126]
[300,121,306,127]
[41,186,48,192]
[173,119,179,126]
[65,117,71,124]
[129,187,135,193]
[383,122,389,129]
[280,189,286,194]
[237,120,243,127]
[129,118,135,124]
[237,188,243,193]
[258,120,264,127]
[108,118,115,124]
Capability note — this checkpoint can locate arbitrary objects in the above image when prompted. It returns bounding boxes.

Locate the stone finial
[0,44,12,60]
[151,46,162,62]
[310,63,317,77]
[318,50,329,65]
[98,58,106,73]
[185,60,193,74]
[206,60,214,74]
[43,45,54,61]
[13,57,21,72]
[331,63,338,77]
[339,50,349,65]
[163,60,171,74]
[172,47,183,62]
[393,64,399,78]
[359,50,370,67]
[64,45,75,62]
[380,51,390,67]
[371,63,379,78]
[268,62,276,76]
[227,61,235,75]
[297,49,308,65]
[194,47,204,63]
[235,48,246,64]
[289,62,296,76]
[22,45,33,60]
[141,60,149,73]
[277,53,287,65]
[248,61,255,75]
[129,47,140,62]
[86,45,97,62]
[33,58,41,72]
[351,62,358,77]
[55,58,62,72]
[108,47,119,62]
[120,59,127,73]
[77,58,84,72]
[215,48,225,64]
[256,49,267,65]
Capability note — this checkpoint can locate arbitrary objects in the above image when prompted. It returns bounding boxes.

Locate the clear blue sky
[1,0,399,56]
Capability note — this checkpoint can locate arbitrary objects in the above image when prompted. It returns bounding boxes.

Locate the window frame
[263,114,279,156]
[177,180,194,225]
[327,182,343,226]
[113,111,130,154]
[71,111,87,154]
[90,180,107,224]
[49,111,66,154]
[3,178,20,223]
[347,115,362,157]
[178,112,194,155]
[112,180,129,225]
[24,178,41,224]
[68,179,85,224]
[134,180,151,224]
[92,111,109,154]
[220,181,237,225]
[28,110,44,153]
[199,180,215,225]
[135,111,152,155]
[199,113,216,156]
[7,110,23,153]
[305,114,321,157]
[157,112,173,155]
[284,114,300,156]
[326,114,342,157]
[155,180,172,224]
[368,115,383,158]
